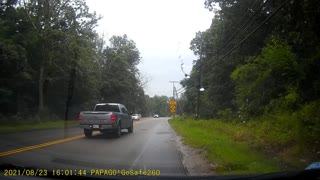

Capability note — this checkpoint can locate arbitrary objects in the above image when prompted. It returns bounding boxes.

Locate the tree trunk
[16,89,23,116]
[65,99,70,121]
[65,52,77,120]
[38,64,44,115]
[64,68,76,120]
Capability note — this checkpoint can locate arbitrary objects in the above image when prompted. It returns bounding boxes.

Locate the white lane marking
[129,133,152,169]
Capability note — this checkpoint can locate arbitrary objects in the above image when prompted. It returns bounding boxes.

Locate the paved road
[0,117,186,176]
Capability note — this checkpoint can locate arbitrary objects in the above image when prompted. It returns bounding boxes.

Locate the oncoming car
[153,114,159,118]
[131,114,140,120]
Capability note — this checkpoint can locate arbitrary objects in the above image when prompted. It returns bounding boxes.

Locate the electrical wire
[215,0,271,57]
[205,0,289,70]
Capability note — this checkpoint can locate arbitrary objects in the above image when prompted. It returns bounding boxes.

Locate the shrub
[296,101,320,140]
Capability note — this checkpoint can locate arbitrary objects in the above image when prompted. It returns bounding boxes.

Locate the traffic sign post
[170,104,176,113]
[169,100,176,105]
[169,81,178,118]
[169,100,176,118]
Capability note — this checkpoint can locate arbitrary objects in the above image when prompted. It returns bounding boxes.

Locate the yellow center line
[0,121,145,157]
[0,134,86,157]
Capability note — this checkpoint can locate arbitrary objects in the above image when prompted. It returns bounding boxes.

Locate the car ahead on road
[154,114,159,118]
[131,114,140,120]
[78,103,133,138]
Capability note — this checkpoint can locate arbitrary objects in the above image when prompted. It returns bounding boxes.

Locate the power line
[174,86,184,115]
[215,0,271,57]
[206,0,289,70]
[179,55,191,77]
[177,90,185,95]
[216,0,261,48]
[176,87,185,92]
[230,0,261,31]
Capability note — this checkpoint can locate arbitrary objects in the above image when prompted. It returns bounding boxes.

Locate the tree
[183,0,320,120]
[98,34,145,113]
[231,37,302,116]
[20,0,101,117]
[148,95,170,117]
[0,0,34,116]
[0,1,147,122]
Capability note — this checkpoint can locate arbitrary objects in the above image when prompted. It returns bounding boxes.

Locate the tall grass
[169,117,280,175]
[169,112,318,174]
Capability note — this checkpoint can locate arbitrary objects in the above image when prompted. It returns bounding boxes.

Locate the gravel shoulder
[167,120,216,176]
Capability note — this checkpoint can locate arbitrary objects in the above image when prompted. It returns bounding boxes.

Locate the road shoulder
[167,120,216,176]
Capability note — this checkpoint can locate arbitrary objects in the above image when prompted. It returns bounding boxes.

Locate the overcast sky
[86,0,214,97]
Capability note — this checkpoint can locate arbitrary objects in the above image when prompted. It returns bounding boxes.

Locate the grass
[169,116,308,175]
[0,120,78,133]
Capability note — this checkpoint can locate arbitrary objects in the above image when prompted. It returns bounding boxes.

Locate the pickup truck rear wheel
[128,121,133,133]
[115,124,121,138]
[84,129,92,138]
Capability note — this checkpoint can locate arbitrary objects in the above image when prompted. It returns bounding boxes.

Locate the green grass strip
[169,118,281,175]
[0,120,78,133]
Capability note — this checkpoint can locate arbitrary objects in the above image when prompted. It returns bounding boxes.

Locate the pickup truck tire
[128,121,133,133]
[115,123,121,138]
[84,129,92,138]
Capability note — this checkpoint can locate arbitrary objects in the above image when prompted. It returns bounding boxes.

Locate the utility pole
[175,87,184,116]
[169,81,179,118]
[169,81,179,100]
[196,42,203,120]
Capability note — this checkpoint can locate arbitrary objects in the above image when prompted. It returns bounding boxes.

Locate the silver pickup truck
[78,103,133,138]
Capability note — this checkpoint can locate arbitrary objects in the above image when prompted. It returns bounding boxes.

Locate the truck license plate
[93,125,99,128]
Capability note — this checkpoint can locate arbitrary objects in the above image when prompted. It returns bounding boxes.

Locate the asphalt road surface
[0,117,187,177]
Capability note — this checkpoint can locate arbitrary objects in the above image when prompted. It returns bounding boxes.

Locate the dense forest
[0,0,170,122]
[180,0,319,143]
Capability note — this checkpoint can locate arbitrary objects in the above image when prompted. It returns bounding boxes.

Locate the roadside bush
[295,101,320,140]
[172,111,320,170]
[0,113,10,125]
[250,114,300,151]
[217,108,237,121]
[0,111,61,126]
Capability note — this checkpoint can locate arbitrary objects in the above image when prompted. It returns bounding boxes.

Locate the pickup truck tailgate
[80,111,112,124]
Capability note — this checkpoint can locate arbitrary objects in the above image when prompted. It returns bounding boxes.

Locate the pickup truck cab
[78,103,133,138]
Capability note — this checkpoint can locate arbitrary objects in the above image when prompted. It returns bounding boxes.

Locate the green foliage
[0,1,146,121]
[217,108,236,120]
[170,114,318,171]
[295,101,320,139]
[282,89,300,110]
[184,1,320,148]
[98,34,145,113]
[169,117,281,174]
[231,37,302,116]
[0,120,78,133]
[144,95,170,117]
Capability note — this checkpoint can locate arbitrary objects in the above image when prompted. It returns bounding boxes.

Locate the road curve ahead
[0,117,187,176]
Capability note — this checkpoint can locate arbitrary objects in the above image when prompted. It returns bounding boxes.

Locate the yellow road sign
[169,100,176,105]
[170,104,176,113]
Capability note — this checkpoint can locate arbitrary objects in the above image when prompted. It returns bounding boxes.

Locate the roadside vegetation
[174,0,320,174]
[0,0,171,125]
[0,119,77,133]
[169,114,318,175]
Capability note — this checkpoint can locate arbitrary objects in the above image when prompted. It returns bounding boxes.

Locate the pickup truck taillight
[78,114,82,121]
[110,114,116,122]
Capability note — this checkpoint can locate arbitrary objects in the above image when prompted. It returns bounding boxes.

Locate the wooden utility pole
[169,81,179,118]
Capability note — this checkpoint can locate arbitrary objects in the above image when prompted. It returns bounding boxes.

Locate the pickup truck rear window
[95,105,120,112]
